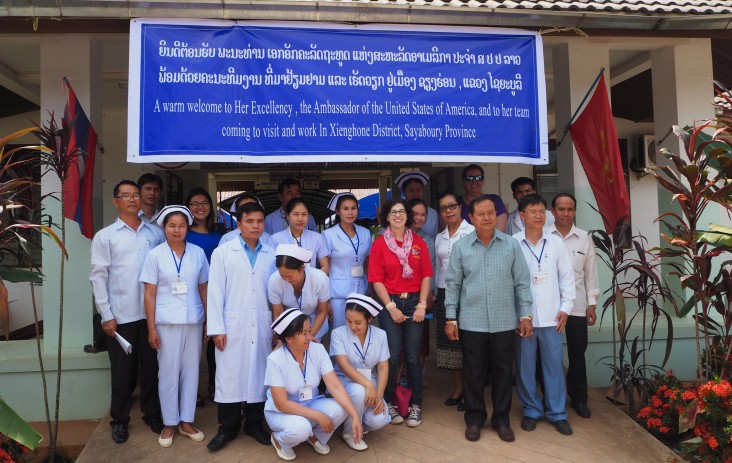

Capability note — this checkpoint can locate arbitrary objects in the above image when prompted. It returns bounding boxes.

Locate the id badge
[357,368,372,380]
[172,281,188,295]
[298,386,313,402]
[532,271,548,285]
[351,265,364,277]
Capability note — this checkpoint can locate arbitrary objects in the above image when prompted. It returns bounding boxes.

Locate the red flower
[708,436,719,450]
[681,390,696,401]
[651,396,663,408]
[647,418,662,428]
[637,407,652,419]
[659,426,671,434]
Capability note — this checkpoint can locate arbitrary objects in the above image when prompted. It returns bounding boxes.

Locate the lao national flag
[63,78,97,239]
[570,74,630,233]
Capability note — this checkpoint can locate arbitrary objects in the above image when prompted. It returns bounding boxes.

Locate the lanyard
[352,326,371,367]
[523,239,546,270]
[339,225,360,259]
[286,346,308,386]
[290,228,303,247]
[169,246,186,277]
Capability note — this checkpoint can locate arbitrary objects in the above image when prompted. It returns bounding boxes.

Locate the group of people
[89,165,599,460]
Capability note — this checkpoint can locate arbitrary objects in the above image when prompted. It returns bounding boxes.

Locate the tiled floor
[76,361,681,463]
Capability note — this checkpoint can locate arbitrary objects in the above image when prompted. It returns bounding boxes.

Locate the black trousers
[565,315,589,405]
[206,339,216,387]
[218,401,265,436]
[107,319,161,425]
[460,329,515,428]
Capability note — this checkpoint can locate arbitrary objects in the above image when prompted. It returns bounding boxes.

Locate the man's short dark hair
[518,194,547,212]
[468,194,496,215]
[551,192,577,209]
[235,202,265,221]
[137,173,163,189]
[510,177,536,193]
[278,178,301,194]
[462,164,484,178]
[113,180,139,198]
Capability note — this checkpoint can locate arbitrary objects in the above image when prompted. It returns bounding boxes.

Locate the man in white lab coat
[206,202,277,451]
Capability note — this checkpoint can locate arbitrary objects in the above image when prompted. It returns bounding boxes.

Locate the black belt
[389,291,420,300]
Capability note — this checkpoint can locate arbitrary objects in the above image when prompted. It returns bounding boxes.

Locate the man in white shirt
[136,173,162,224]
[90,180,165,444]
[506,177,554,236]
[264,178,316,234]
[513,194,575,436]
[549,193,600,419]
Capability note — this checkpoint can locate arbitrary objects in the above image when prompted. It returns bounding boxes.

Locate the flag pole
[557,67,606,147]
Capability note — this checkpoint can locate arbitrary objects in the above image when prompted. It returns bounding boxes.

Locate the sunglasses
[464,175,484,182]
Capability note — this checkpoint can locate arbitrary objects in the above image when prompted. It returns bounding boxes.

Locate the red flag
[570,74,630,233]
[63,78,97,239]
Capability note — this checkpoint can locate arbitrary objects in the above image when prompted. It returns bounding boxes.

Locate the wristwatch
[519,315,533,321]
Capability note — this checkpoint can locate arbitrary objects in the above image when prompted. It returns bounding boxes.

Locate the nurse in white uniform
[206,202,277,451]
[329,294,391,451]
[140,205,209,447]
[322,193,372,329]
[271,198,330,274]
[269,244,330,341]
[394,171,440,237]
[265,309,363,461]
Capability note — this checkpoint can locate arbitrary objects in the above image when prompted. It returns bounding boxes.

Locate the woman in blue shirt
[322,193,371,329]
[329,293,390,450]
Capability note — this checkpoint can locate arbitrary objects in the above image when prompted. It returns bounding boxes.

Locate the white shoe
[406,404,422,427]
[178,425,204,442]
[158,430,173,448]
[271,435,296,461]
[307,437,330,455]
[342,432,368,451]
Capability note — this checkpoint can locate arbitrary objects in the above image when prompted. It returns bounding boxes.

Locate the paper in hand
[114,332,133,355]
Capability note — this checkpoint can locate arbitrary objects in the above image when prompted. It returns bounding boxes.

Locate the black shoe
[465,424,481,442]
[244,425,271,445]
[520,416,537,431]
[111,423,129,444]
[196,394,205,409]
[551,419,573,435]
[207,430,236,451]
[573,402,591,418]
[444,395,463,406]
[145,417,165,434]
[208,385,216,403]
[457,400,466,412]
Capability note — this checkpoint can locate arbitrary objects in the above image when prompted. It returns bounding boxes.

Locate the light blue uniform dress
[271,228,330,269]
[139,242,209,426]
[264,343,347,452]
[268,266,331,340]
[329,325,391,432]
[322,224,372,329]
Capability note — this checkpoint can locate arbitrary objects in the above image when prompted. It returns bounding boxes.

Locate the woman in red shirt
[368,198,433,428]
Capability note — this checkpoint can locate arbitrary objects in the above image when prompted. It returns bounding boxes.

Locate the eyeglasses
[464,175,484,182]
[115,193,141,201]
[389,209,407,216]
[439,203,459,213]
[189,201,210,209]
[525,209,547,217]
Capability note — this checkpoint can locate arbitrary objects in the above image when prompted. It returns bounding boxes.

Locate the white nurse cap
[394,171,429,190]
[230,194,264,213]
[275,243,313,264]
[154,205,194,227]
[327,192,357,212]
[271,308,305,335]
[346,293,383,317]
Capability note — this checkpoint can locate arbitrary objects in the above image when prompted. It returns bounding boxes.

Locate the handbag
[393,361,411,417]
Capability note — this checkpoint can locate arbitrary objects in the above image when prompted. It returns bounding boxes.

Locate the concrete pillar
[552,41,610,231]
[39,35,101,353]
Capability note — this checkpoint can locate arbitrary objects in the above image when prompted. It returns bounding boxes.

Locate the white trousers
[156,324,203,426]
[343,382,391,432]
[265,397,347,452]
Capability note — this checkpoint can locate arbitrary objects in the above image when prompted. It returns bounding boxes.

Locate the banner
[128,19,548,164]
